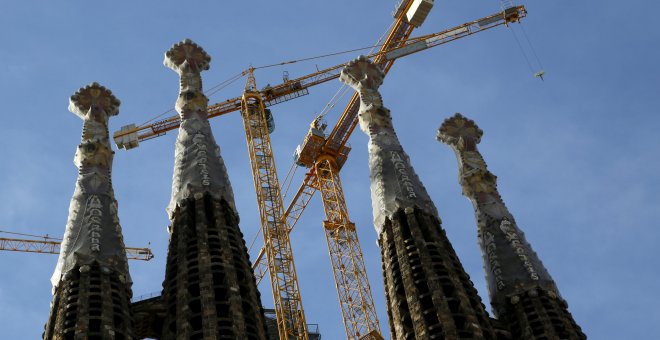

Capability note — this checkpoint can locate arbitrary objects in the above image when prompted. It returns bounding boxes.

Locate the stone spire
[341,56,495,339]
[438,113,585,339]
[44,83,134,339]
[160,39,269,339]
[165,39,235,217]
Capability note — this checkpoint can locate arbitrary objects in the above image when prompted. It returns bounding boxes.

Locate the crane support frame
[241,71,309,340]
[315,157,382,339]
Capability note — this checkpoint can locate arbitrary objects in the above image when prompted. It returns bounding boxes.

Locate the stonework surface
[160,39,269,340]
[44,83,134,339]
[438,113,586,339]
[132,296,165,339]
[342,57,495,339]
[166,39,235,218]
[340,55,438,233]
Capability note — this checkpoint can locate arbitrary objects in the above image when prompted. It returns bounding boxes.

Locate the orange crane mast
[241,70,310,340]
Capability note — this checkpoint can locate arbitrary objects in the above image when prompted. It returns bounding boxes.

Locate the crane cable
[134,70,247,128]
[251,18,396,72]
[282,163,299,200]
[498,0,544,79]
[252,45,380,71]
[247,226,262,254]
[314,18,392,124]
[276,19,393,201]
[132,20,410,132]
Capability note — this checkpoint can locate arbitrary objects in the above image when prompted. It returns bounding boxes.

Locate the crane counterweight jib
[114,123,140,150]
[406,0,434,27]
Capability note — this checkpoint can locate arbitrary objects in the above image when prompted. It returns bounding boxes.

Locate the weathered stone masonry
[44,83,134,340]
[341,56,495,340]
[159,39,269,340]
[438,113,586,339]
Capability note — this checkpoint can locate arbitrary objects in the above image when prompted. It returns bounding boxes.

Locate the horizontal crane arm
[112,6,525,150]
[249,6,527,282]
[0,237,154,261]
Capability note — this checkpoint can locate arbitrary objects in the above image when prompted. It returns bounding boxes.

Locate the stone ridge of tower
[164,38,235,218]
[438,113,586,339]
[51,82,130,288]
[44,83,134,340]
[340,56,438,232]
[343,57,496,339]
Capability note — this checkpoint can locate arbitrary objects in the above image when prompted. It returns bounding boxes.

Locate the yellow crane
[240,70,310,339]
[0,230,154,261]
[112,5,526,339]
[255,6,527,339]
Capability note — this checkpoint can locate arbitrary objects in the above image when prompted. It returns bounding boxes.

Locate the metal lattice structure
[0,236,153,261]
[315,157,382,339]
[110,6,527,339]
[241,71,309,339]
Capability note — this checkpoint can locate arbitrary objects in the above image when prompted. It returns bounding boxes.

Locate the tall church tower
[44,83,134,339]
[438,113,586,339]
[160,39,269,339]
[341,57,495,339]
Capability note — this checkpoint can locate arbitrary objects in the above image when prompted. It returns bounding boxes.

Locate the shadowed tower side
[44,83,134,340]
[437,113,586,339]
[160,39,269,340]
[340,56,495,340]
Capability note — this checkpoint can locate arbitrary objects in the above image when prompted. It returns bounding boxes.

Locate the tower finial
[68,82,120,120]
[436,113,482,148]
[164,39,211,73]
[164,39,211,120]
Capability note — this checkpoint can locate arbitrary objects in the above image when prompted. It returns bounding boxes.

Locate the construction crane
[0,230,154,261]
[240,70,310,339]
[254,5,527,339]
[113,7,522,150]
[252,4,527,279]
[112,5,527,339]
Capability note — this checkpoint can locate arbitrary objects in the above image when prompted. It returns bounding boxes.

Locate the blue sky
[1,1,658,339]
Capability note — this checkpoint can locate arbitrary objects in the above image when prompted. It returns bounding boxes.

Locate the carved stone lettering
[81,196,104,253]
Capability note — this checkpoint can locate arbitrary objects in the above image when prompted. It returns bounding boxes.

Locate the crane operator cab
[293,117,327,167]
